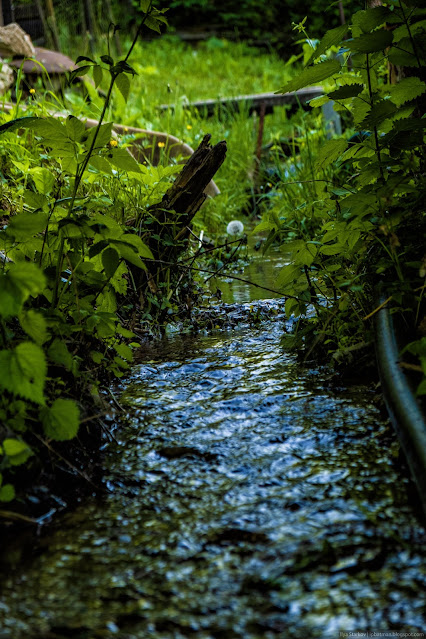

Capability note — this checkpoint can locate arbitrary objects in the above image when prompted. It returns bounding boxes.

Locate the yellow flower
[124,127,129,133]
[29,88,36,95]
[186,124,192,130]
[158,141,165,148]
[109,139,118,147]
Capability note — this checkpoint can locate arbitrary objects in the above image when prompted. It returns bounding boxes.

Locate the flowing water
[0,284,425,638]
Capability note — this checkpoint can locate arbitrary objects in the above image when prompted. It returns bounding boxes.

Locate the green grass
[63,35,303,230]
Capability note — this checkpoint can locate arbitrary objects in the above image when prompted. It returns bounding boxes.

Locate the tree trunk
[44,0,61,51]
[141,134,227,286]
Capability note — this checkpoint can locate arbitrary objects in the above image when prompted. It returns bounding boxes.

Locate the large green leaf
[2,438,33,466]
[119,234,154,259]
[306,24,348,65]
[0,342,47,405]
[84,122,113,151]
[359,100,398,130]
[6,210,49,240]
[352,6,393,33]
[115,72,131,102]
[277,60,341,95]
[0,263,46,318]
[27,117,69,143]
[387,77,426,106]
[347,30,393,53]
[0,116,38,135]
[48,339,74,371]
[41,399,80,441]
[106,148,142,173]
[315,138,348,171]
[275,264,301,289]
[66,115,86,142]
[102,246,120,278]
[20,310,49,345]
[327,84,364,100]
[29,167,55,195]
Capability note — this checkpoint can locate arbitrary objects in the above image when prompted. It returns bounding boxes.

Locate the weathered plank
[160,86,324,117]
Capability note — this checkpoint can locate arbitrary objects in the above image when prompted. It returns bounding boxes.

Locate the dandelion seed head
[226,220,244,236]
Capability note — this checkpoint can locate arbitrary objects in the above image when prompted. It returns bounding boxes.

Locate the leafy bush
[255,2,426,382]
[0,2,201,508]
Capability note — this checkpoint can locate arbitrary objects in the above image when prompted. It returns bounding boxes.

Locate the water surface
[0,301,424,638]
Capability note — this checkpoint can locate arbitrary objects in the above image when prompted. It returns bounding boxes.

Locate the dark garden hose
[375,298,426,517]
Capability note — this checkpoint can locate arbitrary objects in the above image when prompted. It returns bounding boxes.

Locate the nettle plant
[257,1,426,370]
[0,1,175,503]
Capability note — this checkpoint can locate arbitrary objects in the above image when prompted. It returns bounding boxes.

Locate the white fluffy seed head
[226,220,244,236]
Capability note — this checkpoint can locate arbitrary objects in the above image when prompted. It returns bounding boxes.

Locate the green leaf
[89,154,113,175]
[27,117,69,143]
[113,61,137,76]
[24,190,47,210]
[115,72,131,102]
[347,30,393,53]
[388,35,426,67]
[315,138,348,171]
[29,167,55,195]
[2,438,33,466]
[0,116,39,135]
[6,210,49,240]
[0,484,15,502]
[20,310,49,345]
[309,95,330,108]
[76,55,95,64]
[275,264,301,289]
[306,24,348,65]
[359,100,398,130]
[0,263,46,319]
[84,122,113,150]
[351,96,370,126]
[320,244,343,255]
[277,59,341,94]
[102,246,120,278]
[41,399,80,441]
[114,342,133,361]
[110,261,128,294]
[387,77,426,106]
[106,147,142,173]
[119,233,154,259]
[101,55,114,66]
[352,6,393,33]
[66,115,86,142]
[327,84,364,100]
[112,241,147,269]
[140,0,151,11]
[0,342,47,405]
[92,64,103,88]
[70,64,92,79]
[48,339,73,371]
[144,15,162,32]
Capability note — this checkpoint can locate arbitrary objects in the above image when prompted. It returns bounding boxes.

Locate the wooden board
[160,86,324,117]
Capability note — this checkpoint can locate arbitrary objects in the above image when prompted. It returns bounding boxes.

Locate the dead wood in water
[150,133,227,233]
[143,134,227,266]
[128,134,227,316]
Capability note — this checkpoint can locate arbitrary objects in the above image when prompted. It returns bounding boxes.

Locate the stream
[0,252,425,639]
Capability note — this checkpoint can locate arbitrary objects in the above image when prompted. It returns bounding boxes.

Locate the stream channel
[0,248,425,639]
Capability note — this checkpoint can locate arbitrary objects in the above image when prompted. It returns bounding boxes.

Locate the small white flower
[226,220,244,236]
